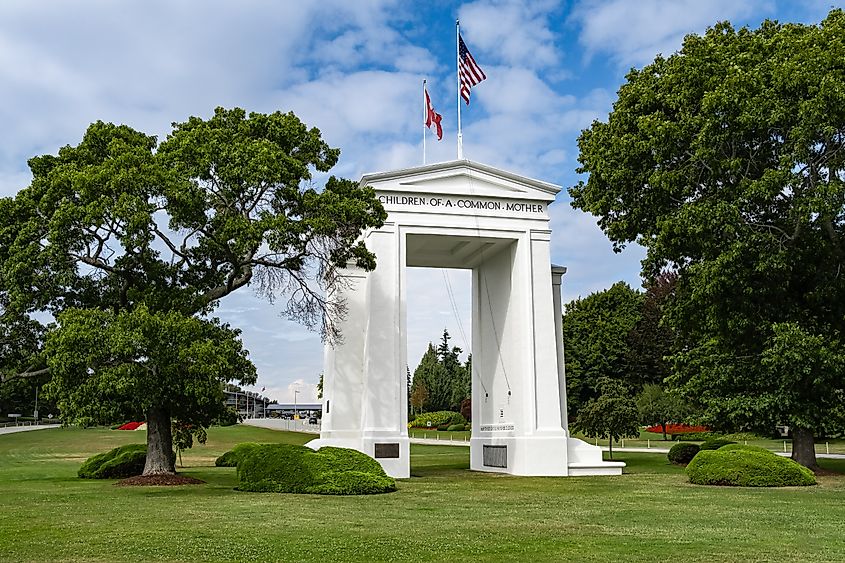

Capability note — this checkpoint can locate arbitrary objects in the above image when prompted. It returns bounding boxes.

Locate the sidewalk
[0,424,59,436]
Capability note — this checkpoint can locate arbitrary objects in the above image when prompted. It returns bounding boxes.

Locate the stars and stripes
[458,34,486,105]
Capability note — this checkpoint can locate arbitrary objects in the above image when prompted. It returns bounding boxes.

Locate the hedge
[78,444,147,479]
[686,446,816,487]
[215,442,261,468]
[237,444,396,495]
[446,424,465,431]
[410,411,465,428]
[700,438,736,450]
[668,442,700,465]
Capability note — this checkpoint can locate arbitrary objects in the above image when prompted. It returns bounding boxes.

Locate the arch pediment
[360,160,560,202]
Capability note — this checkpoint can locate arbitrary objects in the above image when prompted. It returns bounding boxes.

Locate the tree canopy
[0,107,386,474]
[562,282,643,419]
[571,11,845,467]
[410,329,470,413]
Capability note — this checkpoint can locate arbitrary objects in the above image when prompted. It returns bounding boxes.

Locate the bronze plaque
[374,443,400,458]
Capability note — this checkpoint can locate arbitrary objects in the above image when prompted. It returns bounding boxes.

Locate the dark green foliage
[78,444,147,479]
[410,331,471,413]
[436,424,450,431]
[686,448,816,487]
[700,439,736,450]
[676,432,718,441]
[214,442,261,467]
[571,9,845,468]
[563,283,643,420]
[572,378,640,459]
[1,108,386,475]
[214,407,239,427]
[237,444,396,495]
[636,384,689,441]
[410,411,465,428]
[668,442,700,465]
[446,424,464,431]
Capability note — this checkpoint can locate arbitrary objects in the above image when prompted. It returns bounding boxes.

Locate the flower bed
[646,423,709,434]
[116,421,144,431]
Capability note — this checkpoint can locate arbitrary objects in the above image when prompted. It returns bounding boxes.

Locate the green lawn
[1,426,844,562]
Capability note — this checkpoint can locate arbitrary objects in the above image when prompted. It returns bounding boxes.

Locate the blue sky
[0,0,839,402]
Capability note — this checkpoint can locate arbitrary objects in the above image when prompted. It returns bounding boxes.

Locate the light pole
[294,389,300,421]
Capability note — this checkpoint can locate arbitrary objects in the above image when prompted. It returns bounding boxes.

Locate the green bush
[446,424,465,431]
[686,447,816,487]
[700,438,736,450]
[676,432,718,441]
[78,444,147,479]
[436,424,450,431]
[410,411,465,428]
[668,442,700,465]
[238,444,396,495]
[215,442,261,468]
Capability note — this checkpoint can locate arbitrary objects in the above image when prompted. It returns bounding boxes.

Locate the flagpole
[456,19,463,160]
[423,79,427,165]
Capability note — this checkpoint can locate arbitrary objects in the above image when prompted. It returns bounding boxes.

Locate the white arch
[307,160,624,478]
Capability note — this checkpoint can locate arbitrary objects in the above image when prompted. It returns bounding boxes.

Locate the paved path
[0,424,59,436]
[242,421,845,459]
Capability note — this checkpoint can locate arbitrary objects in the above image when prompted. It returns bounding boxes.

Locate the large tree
[0,107,386,474]
[562,282,643,421]
[570,11,845,468]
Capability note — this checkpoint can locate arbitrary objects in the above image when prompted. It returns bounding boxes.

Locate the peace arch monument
[307,160,624,478]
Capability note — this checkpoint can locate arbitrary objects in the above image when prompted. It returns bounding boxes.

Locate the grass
[1,425,844,562]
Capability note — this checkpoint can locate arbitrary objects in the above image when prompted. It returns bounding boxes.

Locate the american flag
[459,34,486,105]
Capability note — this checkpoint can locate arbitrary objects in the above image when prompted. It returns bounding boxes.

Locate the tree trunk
[661,421,667,441]
[143,406,175,475]
[608,436,613,459]
[791,426,818,470]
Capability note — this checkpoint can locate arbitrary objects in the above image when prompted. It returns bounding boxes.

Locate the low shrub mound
[700,438,736,450]
[410,411,465,428]
[79,444,147,479]
[668,442,700,465]
[446,424,465,431]
[215,442,261,468]
[238,444,396,495]
[686,446,816,487]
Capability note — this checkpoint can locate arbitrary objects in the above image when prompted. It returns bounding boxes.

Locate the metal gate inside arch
[306,160,623,478]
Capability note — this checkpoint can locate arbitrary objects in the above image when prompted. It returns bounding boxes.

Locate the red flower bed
[646,423,708,434]
[117,421,143,430]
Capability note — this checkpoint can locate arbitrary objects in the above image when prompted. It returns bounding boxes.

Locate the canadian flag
[425,87,443,141]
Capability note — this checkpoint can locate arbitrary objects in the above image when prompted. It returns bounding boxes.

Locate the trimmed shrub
[215,442,261,468]
[436,424,450,431]
[668,442,700,465]
[686,447,816,487]
[446,424,465,431]
[78,444,147,479]
[676,432,718,441]
[410,411,465,428]
[700,439,736,450]
[238,444,396,495]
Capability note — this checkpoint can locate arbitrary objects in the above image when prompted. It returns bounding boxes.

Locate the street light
[294,389,300,421]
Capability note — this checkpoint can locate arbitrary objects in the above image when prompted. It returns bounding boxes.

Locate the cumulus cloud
[570,0,769,67]
[459,0,563,70]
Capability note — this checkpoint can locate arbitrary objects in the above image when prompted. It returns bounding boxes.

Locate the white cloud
[570,0,770,67]
[459,0,563,69]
